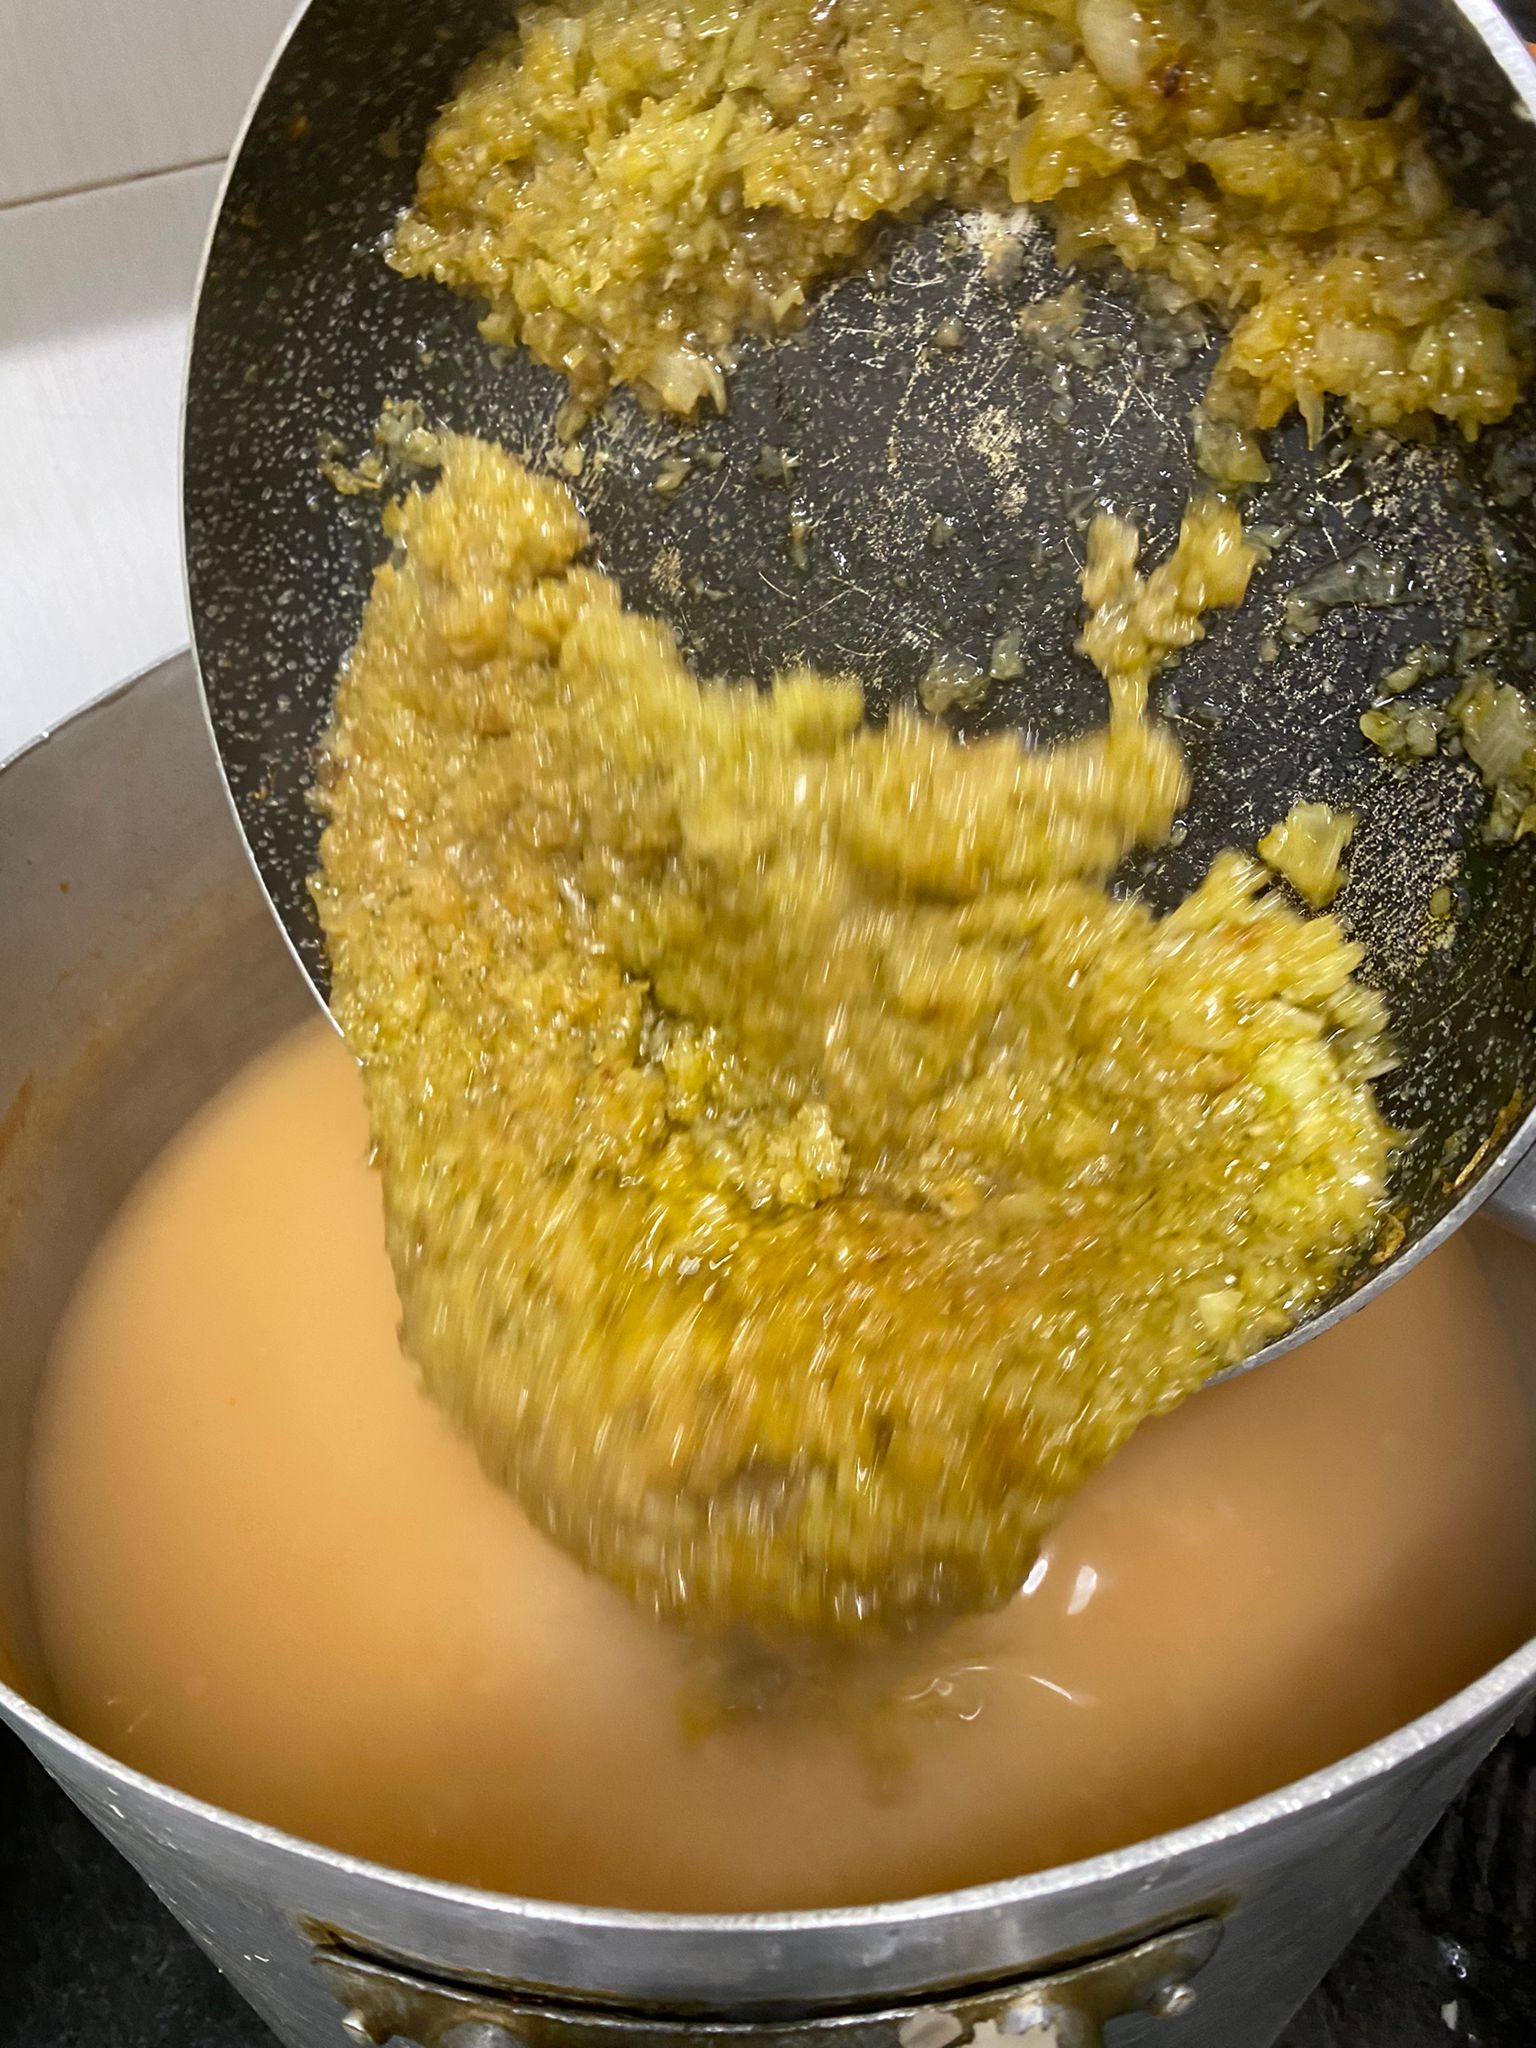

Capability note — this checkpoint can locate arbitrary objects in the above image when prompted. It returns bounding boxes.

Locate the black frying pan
[183,0,1536,1372]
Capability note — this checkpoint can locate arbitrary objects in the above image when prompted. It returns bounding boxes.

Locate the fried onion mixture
[391,0,1527,435]
[313,434,1393,1638]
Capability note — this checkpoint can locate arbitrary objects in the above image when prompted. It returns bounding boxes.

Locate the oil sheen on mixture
[312,435,1391,1642]
[28,1022,1536,1910]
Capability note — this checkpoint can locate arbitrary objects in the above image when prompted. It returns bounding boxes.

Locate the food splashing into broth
[312,436,1393,1642]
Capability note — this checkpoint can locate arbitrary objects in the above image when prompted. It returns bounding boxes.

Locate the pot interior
[7,657,1536,1927]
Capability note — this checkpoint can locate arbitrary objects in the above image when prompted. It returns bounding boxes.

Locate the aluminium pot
[5,658,1536,2047]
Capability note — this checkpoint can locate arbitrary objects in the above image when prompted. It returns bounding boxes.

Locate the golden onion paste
[390,0,1527,433]
[313,433,1393,1639]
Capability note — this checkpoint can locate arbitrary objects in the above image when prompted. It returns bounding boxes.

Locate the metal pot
[4,653,1536,2048]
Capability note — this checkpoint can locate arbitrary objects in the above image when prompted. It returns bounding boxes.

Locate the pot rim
[5,1613,1534,1937]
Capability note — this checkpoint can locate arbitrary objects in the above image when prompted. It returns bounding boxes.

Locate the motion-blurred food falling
[310,0,1536,1637]
[312,434,1392,1637]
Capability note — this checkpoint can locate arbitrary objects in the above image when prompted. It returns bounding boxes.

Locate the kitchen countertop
[5,1708,1536,2048]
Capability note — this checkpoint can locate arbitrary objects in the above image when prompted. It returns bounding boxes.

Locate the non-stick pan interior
[185,0,1536,1342]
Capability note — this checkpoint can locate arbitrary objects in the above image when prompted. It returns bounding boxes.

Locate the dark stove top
[4,1714,1535,2048]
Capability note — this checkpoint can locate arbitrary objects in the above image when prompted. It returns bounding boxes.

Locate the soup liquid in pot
[26,1022,1536,1911]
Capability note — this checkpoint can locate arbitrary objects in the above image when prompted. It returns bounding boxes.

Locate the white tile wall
[0,1,292,762]
[0,165,224,758]
[0,0,295,205]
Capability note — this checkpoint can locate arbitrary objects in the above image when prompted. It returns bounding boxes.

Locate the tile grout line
[0,154,227,216]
